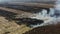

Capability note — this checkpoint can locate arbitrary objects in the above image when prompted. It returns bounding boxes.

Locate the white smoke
[55,0,60,11]
[30,0,60,28]
[30,8,57,28]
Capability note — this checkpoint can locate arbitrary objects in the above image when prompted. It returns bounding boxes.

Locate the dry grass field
[0,2,60,34]
[0,16,32,34]
[0,7,33,34]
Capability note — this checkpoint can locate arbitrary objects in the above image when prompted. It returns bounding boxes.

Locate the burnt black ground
[14,18,44,26]
[0,9,44,27]
[0,10,17,21]
[0,4,50,13]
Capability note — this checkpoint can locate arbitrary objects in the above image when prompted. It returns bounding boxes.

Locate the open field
[2,2,54,8]
[0,7,33,34]
[8,3,54,8]
[25,23,60,34]
[0,2,60,34]
[0,16,32,34]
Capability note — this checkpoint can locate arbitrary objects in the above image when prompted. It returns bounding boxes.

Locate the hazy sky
[0,0,55,3]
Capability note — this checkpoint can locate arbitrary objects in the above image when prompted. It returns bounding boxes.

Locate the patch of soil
[24,24,60,34]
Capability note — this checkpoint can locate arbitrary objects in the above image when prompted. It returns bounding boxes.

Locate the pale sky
[0,0,55,3]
